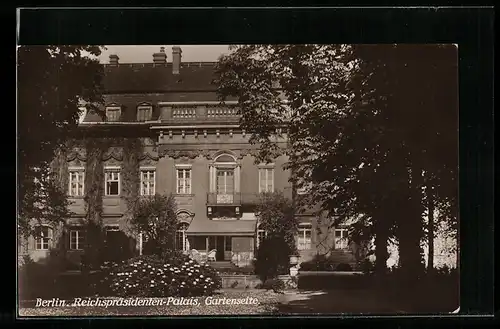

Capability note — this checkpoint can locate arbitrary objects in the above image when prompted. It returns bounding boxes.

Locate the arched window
[297,223,312,250]
[175,222,189,252]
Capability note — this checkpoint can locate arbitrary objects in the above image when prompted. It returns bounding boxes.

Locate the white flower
[172,278,175,281]
[151,280,154,283]
[200,275,204,278]
[188,273,192,276]
[181,282,185,285]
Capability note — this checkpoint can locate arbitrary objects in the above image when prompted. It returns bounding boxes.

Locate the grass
[18,290,281,316]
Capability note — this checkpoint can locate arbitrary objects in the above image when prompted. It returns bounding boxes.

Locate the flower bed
[95,254,222,297]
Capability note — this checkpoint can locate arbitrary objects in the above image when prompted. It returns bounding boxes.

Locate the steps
[328,250,357,268]
[209,261,235,270]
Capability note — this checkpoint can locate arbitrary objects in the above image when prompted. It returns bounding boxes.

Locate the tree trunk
[373,214,389,275]
[396,162,425,281]
[426,182,435,272]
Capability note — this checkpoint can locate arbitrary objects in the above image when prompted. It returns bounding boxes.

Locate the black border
[13,6,495,327]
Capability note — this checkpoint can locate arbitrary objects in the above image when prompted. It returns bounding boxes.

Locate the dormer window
[106,106,121,122]
[137,106,153,121]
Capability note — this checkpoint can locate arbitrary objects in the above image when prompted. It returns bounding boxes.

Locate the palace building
[20,47,356,268]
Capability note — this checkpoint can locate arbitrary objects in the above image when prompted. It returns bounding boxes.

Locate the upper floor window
[176,166,192,194]
[105,167,120,196]
[140,168,156,196]
[297,223,312,250]
[34,226,52,250]
[259,167,274,193]
[105,106,121,122]
[137,106,153,121]
[216,169,234,194]
[68,168,85,196]
[69,228,85,250]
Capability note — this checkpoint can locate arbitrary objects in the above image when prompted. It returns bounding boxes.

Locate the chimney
[153,47,167,65]
[109,54,119,66]
[172,46,182,74]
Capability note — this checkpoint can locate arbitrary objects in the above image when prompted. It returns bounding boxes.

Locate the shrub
[254,236,291,282]
[359,258,375,274]
[94,254,222,297]
[299,254,336,271]
[335,263,353,271]
[261,278,285,293]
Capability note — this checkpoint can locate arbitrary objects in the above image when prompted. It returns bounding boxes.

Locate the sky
[99,45,231,63]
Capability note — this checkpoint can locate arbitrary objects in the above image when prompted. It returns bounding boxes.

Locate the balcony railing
[161,105,240,123]
[206,189,293,206]
[206,193,262,206]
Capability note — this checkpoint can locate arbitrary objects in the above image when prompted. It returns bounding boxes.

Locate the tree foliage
[18,46,105,236]
[215,44,458,277]
[255,191,298,252]
[131,194,178,257]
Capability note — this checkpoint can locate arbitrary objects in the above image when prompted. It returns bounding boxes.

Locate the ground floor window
[175,223,189,251]
[256,225,267,248]
[34,226,52,250]
[297,223,312,250]
[69,228,85,250]
[335,228,349,249]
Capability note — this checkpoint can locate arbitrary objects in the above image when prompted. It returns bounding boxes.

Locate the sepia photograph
[17,44,459,317]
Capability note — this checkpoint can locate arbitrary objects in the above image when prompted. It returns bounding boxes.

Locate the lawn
[18,290,281,316]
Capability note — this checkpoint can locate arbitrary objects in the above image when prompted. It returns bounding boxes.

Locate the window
[69,228,85,250]
[257,225,267,248]
[137,106,152,121]
[176,168,191,194]
[335,228,349,249]
[140,169,156,195]
[175,223,189,251]
[68,168,85,196]
[259,168,274,193]
[105,168,120,196]
[297,223,312,250]
[225,236,232,251]
[105,107,121,122]
[216,169,234,194]
[34,226,52,250]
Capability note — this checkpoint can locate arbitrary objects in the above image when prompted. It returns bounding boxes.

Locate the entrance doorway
[207,236,232,261]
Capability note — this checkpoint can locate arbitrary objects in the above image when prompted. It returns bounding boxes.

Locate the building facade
[21,47,355,268]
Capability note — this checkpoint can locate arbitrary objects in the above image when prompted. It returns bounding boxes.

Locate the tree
[255,191,297,252]
[17,46,105,236]
[214,45,458,279]
[131,194,178,257]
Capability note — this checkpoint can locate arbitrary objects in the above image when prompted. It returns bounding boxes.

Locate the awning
[187,219,257,236]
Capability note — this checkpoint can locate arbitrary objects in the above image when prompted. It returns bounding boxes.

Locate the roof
[187,219,257,236]
[102,62,218,93]
[82,61,237,123]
